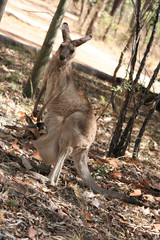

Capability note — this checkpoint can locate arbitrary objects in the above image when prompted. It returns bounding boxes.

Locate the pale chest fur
[44,60,71,103]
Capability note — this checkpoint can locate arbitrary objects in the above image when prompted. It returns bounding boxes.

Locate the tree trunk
[23,0,70,98]
[107,0,141,157]
[133,94,160,159]
[86,0,107,35]
[110,0,124,17]
[116,62,160,157]
[0,0,7,21]
[117,0,126,24]
[79,0,87,23]
[107,1,160,158]
[81,0,94,27]
[102,0,124,39]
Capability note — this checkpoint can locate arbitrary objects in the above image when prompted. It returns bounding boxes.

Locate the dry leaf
[106,158,121,168]
[73,184,83,200]
[12,139,20,152]
[0,211,5,221]
[0,175,7,185]
[13,177,26,185]
[81,208,93,222]
[32,150,42,160]
[129,189,142,197]
[49,201,58,212]
[140,206,150,216]
[150,183,160,191]
[16,111,26,121]
[22,157,33,170]
[56,210,70,221]
[143,194,155,202]
[17,110,25,116]
[0,140,5,149]
[30,171,48,183]
[92,198,100,208]
[25,142,33,151]
[110,170,122,179]
[1,191,8,201]
[155,196,160,201]
[153,224,160,232]
[8,110,13,114]
[82,190,95,198]
[0,169,4,176]
[26,226,36,239]
[19,114,26,122]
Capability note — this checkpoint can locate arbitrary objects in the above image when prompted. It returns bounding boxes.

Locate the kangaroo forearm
[33,85,46,117]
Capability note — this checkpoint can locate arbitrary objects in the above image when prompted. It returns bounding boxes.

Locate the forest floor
[0,0,160,239]
[0,40,160,239]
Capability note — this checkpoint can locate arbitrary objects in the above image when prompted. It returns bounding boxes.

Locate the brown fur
[31,23,143,206]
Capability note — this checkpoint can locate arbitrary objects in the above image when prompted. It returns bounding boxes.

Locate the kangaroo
[32,22,97,188]
[6,23,143,206]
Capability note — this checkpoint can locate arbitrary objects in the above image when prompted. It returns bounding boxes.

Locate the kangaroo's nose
[60,55,65,61]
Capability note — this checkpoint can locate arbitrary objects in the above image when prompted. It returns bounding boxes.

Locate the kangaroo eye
[70,49,74,54]
[60,44,63,48]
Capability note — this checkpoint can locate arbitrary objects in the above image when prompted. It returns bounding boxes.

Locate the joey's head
[56,22,92,64]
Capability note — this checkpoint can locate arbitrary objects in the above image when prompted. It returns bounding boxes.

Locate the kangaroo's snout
[60,55,65,61]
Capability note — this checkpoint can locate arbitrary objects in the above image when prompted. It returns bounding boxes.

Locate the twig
[96,95,114,121]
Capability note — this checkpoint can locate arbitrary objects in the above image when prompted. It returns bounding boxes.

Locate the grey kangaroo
[7,23,142,205]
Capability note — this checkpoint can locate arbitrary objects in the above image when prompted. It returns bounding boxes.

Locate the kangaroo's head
[56,22,92,63]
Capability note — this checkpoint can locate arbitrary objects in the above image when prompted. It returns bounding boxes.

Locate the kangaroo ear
[72,35,92,47]
[62,22,71,41]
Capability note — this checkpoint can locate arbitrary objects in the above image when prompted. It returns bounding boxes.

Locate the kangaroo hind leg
[49,146,72,186]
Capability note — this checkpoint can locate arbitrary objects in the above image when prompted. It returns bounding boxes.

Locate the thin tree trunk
[23,0,70,98]
[110,50,124,112]
[79,0,87,23]
[117,62,160,157]
[142,25,150,47]
[86,0,107,35]
[102,0,124,39]
[107,0,141,157]
[117,0,126,24]
[133,94,160,159]
[128,0,156,49]
[81,1,94,27]
[0,0,7,21]
[108,1,160,157]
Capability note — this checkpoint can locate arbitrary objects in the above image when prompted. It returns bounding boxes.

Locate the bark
[108,0,160,157]
[23,0,70,98]
[133,94,160,159]
[102,0,124,39]
[117,62,160,157]
[0,0,7,21]
[86,0,107,35]
[110,0,124,16]
[79,0,87,23]
[117,0,126,24]
[81,0,94,27]
[111,50,124,112]
[129,0,156,33]
[107,0,141,157]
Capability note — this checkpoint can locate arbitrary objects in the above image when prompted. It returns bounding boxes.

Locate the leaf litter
[0,42,160,239]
